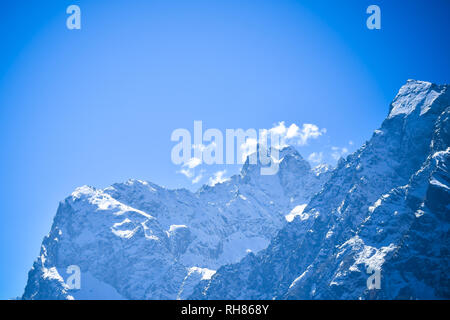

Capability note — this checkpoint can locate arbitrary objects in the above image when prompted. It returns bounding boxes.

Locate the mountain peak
[23,80,449,300]
[278,145,302,159]
[23,141,330,300]
[388,80,448,119]
[311,163,332,176]
[192,80,450,300]
[239,144,308,178]
[70,185,96,200]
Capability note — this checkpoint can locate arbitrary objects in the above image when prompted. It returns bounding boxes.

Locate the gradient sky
[0,0,449,299]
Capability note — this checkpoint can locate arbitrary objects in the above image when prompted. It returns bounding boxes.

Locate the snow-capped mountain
[22,146,329,299]
[23,80,449,300]
[191,80,450,300]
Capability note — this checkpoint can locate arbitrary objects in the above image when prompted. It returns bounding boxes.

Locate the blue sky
[0,0,449,299]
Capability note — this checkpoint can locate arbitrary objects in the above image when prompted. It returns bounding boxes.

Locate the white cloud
[208,170,229,186]
[268,122,289,136]
[241,122,326,153]
[308,152,323,164]
[298,124,327,145]
[267,122,326,147]
[240,137,258,162]
[184,157,202,169]
[177,157,202,179]
[349,140,354,145]
[286,123,300,139]
[191,172,203,184]
[178,122,327,183]
[331,146,349,161]
[179,168,194,178]
[179,166,204,184]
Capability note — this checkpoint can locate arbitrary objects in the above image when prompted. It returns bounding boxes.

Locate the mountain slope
[22,147,329,299]
[191,80,450,300]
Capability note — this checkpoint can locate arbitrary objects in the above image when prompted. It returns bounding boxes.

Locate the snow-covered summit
[22,144,329,300]
[388,80,447,119]
[312,163,333,176]
[23,80,449,300]
[191,80,450,300]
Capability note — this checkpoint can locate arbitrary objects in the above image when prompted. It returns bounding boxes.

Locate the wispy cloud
[262,122,326,148]
[331,146,349,161]
[308,152,324,164]
[208,170,229,186]
[179,168,194,178]
[240,137,258,162]
[184,157,202,169]
[239,122,327,161]
[177,157,202,180]
[191,171,204,184]
[177,122,327,183]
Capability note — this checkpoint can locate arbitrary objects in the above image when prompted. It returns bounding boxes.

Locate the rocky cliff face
[191,80,450,300]
[23,80,449,300]
[22,145,329,299]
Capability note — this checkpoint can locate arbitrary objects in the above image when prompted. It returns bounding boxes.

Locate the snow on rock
[191,80,450,300]
[24,79,449,300]
[388,80,443,119]
[22,146,329,300]
[285,204,308,222]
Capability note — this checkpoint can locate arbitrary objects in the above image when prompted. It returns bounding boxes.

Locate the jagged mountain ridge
[22,146,330,299]
[191,80,450,300]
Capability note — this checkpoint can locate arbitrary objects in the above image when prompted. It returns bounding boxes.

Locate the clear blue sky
[0,0,449,299]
